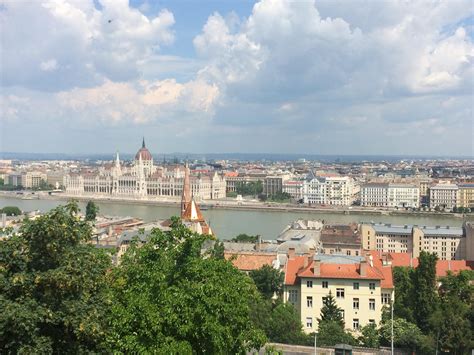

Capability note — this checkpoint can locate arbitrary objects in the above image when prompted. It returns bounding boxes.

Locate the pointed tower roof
[142,136,146,148]
[181,162,191,215]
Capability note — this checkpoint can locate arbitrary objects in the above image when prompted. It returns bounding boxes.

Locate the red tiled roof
[298,261,383,280]
[386,252,474,277]
[225,252,276,271]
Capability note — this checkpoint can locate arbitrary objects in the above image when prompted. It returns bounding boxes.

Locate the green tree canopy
[379,318,433,354]
[316,320,356,347]
[318,291,344,327]
[412,251,438,332]
[0,202,112,354]
[392,266,415,322]
[107,219,266,353]
[358,323,380,348]
[85,201,99,221]
[0,206,22,216]
[231,233,259,243]
[249,264,284,299]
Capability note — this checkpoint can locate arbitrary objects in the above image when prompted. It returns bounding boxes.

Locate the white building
[429,183,458,210]
[361,183,419,208]
[282,180,305,200]
[303,176,356,206]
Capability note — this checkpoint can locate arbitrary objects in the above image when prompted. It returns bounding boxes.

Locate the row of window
[306,296,376,310]
[305,317,375,330]
[306,280,375,291]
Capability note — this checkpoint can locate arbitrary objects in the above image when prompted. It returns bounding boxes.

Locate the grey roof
[314,254,365,264]
[418,226,463,237]
[372,224,413,235]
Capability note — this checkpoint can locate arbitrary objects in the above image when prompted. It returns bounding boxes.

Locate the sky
[1,0,473,157]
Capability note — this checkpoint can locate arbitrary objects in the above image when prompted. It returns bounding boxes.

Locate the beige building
[457,183,474,209]
[282,180,305,200]
[361,223,467,260]
[284,253,393,333]
[303,176,357,206]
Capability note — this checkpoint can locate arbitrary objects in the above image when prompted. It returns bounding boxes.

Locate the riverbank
[0,191,468,219]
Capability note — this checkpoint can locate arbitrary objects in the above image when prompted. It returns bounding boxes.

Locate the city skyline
[1,0,473,156]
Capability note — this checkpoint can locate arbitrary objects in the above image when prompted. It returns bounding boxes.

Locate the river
[1,196,472,240]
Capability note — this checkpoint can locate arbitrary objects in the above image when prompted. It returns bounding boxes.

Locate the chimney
[288,247,295,260]
[360,258,367,277]
[313,256,321,276]
[303,254,312,268]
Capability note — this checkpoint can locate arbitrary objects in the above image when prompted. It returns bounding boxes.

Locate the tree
[0,206,22,216]
[379,318,434,354]
[358,323,380,348]
[412,251,438,332]
[392,266,415,322]
[107,219,266,353]
[0,202,112,354]
[210,240,225,259]
[317,320,356,347]
[249,265,284,299]
[260,300,311,345]
[318,291,344,327]
[85,201,99,221]
[231,233,259,243]
[430,271,473,354]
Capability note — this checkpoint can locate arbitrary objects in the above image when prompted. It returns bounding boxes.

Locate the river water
[1,196,472,240]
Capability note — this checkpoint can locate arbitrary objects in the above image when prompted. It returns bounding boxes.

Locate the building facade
[64,140,226,200]
[429,183,458,210]
[284,253,393,333]
[360,223,468,260]
[361,183,419,208]
[303,176,357,206]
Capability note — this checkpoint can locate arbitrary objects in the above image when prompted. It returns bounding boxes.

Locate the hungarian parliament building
[63,139,226,201]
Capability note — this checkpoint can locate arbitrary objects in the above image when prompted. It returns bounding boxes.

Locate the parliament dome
[135,138,153,161]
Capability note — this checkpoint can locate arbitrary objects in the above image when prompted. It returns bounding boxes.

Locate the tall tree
[358,323,380,348]
[318,291,344,327]
[379,318,434,354]
[0,202,111,354]
[249,264,284,299]
[85,200,98,221]
[430,271,473,354]
[107,218,266,353]
[392,266,415,322]
[412,251,439,332]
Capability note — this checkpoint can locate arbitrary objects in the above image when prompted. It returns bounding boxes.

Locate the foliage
[107,219,266,353]
[316,320,356,347]
[249,265,284,299]
[358,323,379,348]
[392,266,415,322]
[0,184,23,191]
[318,291,344,327]
[0,202,112,354]
[231,233,259,243]
[236,180,263,196]
[379,318,434,354]
[210,240,225,259]
[85,200,99,221]
[412,251,438,332]
[226,191,238,198]
[429,271,474,354]
[268,192,291,202]
[0,206,22,216]
[253,300,310,345]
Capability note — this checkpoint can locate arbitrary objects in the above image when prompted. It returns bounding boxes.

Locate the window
[369,299,376,310]
[346,250,351,255]
[322,281,328,288]
[369,319,375,324]
[353,282,359,290]
[353,319,359,330]
[353,298,359,309]
[307,296,313,308]
[289,290,298,303]
[336,288,345,299]
[307,280,313,288]
[306,317,313,328]
[381,293,391,304]
[322,296,328,305]
[340,309,345,319]
[369,282,376,290]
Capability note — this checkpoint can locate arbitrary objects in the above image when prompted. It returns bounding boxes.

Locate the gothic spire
[142,136,146,148]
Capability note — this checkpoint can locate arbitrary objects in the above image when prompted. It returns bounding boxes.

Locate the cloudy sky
[1,0,473,156]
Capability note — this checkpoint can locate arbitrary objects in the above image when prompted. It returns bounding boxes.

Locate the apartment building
[360,223,468,260]
[429,183,458,210]
[284,253,393,333]
[303,176,357,206]
[458,183,474,209]
[282,180,305,200]
[360,183,419,208]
